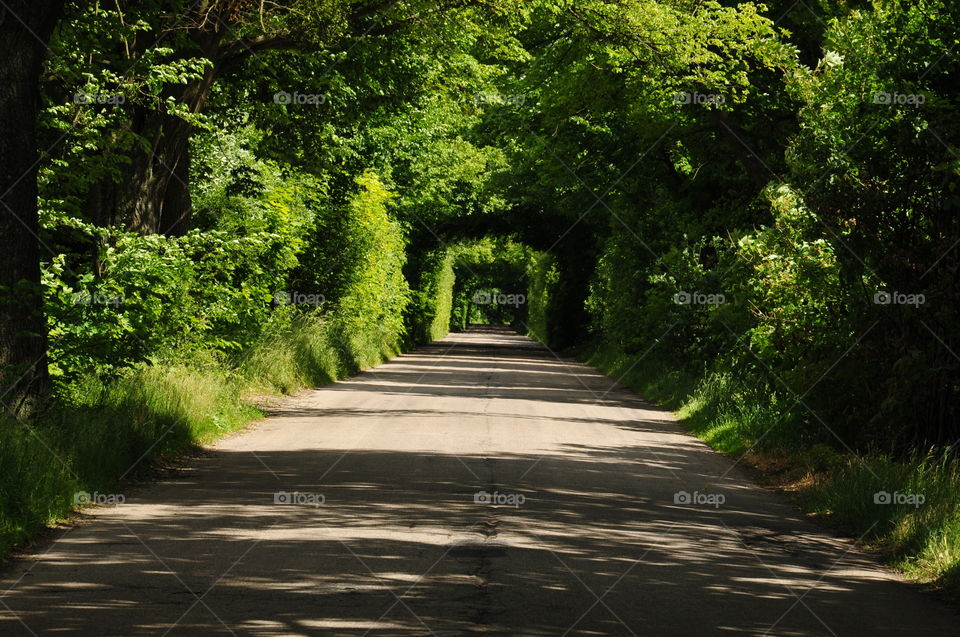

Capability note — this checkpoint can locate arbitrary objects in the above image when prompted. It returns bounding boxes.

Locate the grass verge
[585,344,960,603]
[0,314,409,558]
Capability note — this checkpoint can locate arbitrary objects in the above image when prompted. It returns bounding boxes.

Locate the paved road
[0,328,956,636]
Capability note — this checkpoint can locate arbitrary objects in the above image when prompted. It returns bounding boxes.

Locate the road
[0,327,956,636]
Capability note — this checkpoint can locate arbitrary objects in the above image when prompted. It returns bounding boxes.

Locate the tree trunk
[0,1,64,415]
[712,110,774,191]
[547,243,597,350]
[122,28,223,235]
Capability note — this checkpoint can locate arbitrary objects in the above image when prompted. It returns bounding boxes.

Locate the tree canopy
[1,0,958,454]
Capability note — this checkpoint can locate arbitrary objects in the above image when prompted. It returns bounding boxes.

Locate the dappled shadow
[0,328,954,635]
[319,330,666,410]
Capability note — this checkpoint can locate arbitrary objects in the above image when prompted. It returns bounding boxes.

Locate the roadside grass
[0,314,408,558]
[586,344,960,602]
[802,455,960,597]
[238,316,400,394]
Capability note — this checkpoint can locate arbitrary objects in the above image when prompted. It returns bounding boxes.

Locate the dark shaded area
[0,329,954,635]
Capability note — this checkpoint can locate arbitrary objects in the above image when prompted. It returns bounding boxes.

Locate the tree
[0,1,65,414]
[51,0,522,235]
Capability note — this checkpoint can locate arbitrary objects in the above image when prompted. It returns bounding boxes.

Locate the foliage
[405,249,456,344]
[4,0,960,599]
[448,239,543,330]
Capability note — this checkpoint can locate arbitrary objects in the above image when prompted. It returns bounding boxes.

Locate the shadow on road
[0,328,954,635]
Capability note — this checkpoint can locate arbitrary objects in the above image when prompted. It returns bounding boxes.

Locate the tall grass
[0,365,256,553]
[802,454,960,597]
[0,313,405,557]
[585,343,960,600]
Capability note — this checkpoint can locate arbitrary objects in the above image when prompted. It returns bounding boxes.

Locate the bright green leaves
[330,171,410,341]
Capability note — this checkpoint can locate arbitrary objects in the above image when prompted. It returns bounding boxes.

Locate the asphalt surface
[0,327,956,636]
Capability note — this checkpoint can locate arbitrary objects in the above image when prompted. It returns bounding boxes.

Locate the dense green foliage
[1,0,959,597]
[448,239,545,330]
[489,0,956,455]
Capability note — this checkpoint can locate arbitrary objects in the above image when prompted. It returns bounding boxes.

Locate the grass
[0,313,411,558]
[239,316,401,394]
[802,455,960,598]
[585,343,960,602]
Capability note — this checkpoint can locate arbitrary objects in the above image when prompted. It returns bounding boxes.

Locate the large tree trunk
[122,28,223,235]
[546,241,598,351]
[0,1,64,415]
[120,108,193,235]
